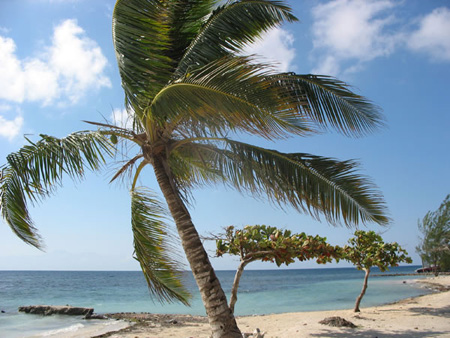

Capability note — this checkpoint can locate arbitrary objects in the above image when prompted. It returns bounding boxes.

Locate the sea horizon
[0,264,417,272]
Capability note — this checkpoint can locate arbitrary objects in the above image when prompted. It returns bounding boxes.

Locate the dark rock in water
[18,305,94,317]
[319,316,356,328]
[1,310,5,313]
[85,313,108,320]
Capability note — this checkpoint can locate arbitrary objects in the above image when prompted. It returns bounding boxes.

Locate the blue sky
[0,0,449,271]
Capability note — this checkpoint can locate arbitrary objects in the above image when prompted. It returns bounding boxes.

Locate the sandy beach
[93,275,450,338]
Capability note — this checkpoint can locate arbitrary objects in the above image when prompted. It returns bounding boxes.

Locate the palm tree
[0,1,389,337]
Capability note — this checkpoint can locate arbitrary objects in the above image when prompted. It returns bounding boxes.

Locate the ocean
[0,266,432,337]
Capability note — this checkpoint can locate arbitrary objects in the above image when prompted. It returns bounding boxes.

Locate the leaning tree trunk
[354,268,370,312]
[229,260,249,314]
[152,155,242,338]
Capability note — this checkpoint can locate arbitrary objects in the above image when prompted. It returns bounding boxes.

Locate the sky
[0,0,449,271]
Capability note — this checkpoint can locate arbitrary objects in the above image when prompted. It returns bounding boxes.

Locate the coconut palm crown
[0,1,389,337]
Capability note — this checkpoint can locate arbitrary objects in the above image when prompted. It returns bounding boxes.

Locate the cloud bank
[311,0,399,76]
[310,0,450,76]
[0,19,110,140]
[407,7,450,62]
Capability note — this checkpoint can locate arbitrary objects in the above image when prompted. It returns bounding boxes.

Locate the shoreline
[91,275,450,338]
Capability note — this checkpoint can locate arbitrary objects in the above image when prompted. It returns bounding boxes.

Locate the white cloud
[311,0,400,76]
[24,59,60,104]
[408,7,450,62]
[49,19,111,103]
[0,115,24,140]
[0,36,26,103]
[0,19,111,140]
[0,19,110,106]
[242,28,296,72]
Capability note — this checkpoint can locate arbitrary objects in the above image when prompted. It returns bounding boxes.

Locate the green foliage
[343,230,412,272]
[131,188,190,305]
[0,132,113,248]
[416,194,450,272]
[106,0,392,230]
[201,141,388,226]
[216,225,343,266]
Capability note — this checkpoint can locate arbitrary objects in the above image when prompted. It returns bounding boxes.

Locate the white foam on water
[27,320,131,338]
[35,323,85,336]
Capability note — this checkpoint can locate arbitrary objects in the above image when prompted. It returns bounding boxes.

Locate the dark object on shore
[242,328,266,338]
[319,316,356,328]
[18,305,94,317]
[85,313,109,320]
[416,266,440,273]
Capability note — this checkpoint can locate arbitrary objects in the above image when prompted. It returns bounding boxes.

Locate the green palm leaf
[0,172,40,248]
[273,74,385,136]
[0,132,113,248]
[168,141,225,192]
[170,139,389,226]
[166,0,216,63]
[153,56,312,138]
[131,187,191,305]
[154,57,384,140]
[113,0,173,115]
[175,0,298,78]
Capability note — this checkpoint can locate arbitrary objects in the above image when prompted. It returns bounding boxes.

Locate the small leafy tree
[416,194,450,275]
[215,225,343,313]
[343,230,412,312]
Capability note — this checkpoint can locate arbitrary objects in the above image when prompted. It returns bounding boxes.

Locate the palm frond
[171,139,389,227]
[83,120,132,133]
[168,141,225,192]
[175,0,297,78]
[0,170,41,248]
[274,74,385,137]
[131,187,191,305]
[0,132,113,249]
[153,56,312,138]
[166,0,216,63]
[113,0,173,115]
[110,154,144,184]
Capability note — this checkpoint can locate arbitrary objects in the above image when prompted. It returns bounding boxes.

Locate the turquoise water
[0,266,432,337]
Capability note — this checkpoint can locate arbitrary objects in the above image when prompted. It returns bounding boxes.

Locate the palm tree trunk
[229,260,249,314]
[152,155,242,338]
[354,268,370,312]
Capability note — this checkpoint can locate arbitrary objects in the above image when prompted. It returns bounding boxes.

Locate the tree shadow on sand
[369,303,450,319]
[407,305,450,319]
[310,328,448,338]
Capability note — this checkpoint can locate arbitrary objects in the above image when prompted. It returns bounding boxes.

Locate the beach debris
[353,315,375,321]
[85,313,109,320]
[18,305,94,317]
[242,328,266,338]
[319,316,356,328]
